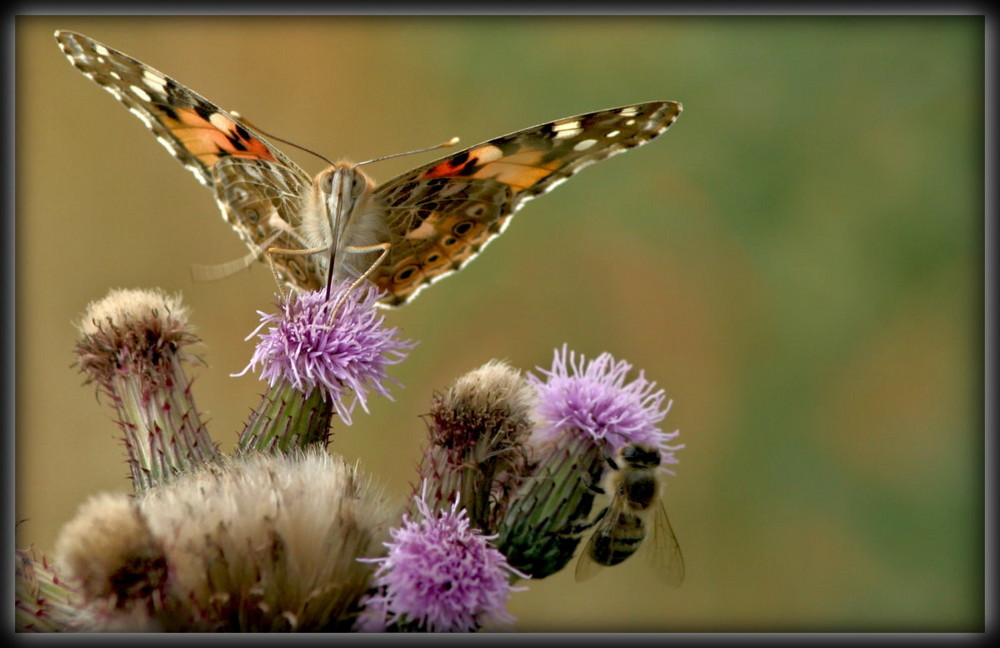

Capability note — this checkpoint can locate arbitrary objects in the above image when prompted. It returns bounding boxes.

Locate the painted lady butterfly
[55,30,682,307]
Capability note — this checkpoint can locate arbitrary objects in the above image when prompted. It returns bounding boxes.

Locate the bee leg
[579,454,617,494]
[563,506,609,535]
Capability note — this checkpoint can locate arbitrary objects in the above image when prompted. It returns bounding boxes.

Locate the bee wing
[649,499,685,587]
[573,539,606,582]
[574,497,626,583]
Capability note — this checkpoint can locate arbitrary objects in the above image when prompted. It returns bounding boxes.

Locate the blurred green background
[15,16,982,631]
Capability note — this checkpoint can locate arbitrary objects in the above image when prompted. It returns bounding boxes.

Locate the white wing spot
[142,69,168,93]
[555,127,583,139]
[129,84,152,102]
[109,71,122,80]
[470,144,503,163]
[573,139,597,152]
[606,130,621,138]
[624,119,636,127]
[155,136,181,158]
[128,106,154,129]
[618,106,639,117]
[405,214,441,240]
[553,120,583,139]
[209,112,233,131]
[93,44,110,57]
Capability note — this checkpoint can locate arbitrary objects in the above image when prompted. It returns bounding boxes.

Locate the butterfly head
[318,162,376,209]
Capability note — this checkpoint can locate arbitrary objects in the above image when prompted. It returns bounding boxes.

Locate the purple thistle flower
[356,486,527,632]
[528,344,682,468]
[238,283,415,425]
[495,346,682,579]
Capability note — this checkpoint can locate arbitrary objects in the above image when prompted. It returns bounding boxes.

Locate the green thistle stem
[496,433,606,580]
[112,361,217,491]
[235,382,335,455]
[416,447,496,531]
[15,549,80,632]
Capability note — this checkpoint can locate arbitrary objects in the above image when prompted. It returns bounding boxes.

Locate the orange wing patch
[421,146,494,179]
[469,150,562,191]
[421,143,558,193]
[162,107,279,168]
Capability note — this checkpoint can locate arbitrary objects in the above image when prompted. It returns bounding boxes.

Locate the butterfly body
[55,30,682,307]
[305,162,385,288]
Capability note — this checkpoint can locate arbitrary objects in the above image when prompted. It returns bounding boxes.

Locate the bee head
[618,443,661,470]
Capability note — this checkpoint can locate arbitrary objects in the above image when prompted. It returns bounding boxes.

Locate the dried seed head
[54,492,166,631]
[420,360,537,531]
[53,450,395,631]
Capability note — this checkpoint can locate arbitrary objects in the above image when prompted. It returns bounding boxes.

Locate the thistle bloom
[529,344,681,461]
[356,487,527,632]
[31,279,690,632]
[238,283,415,425]
[498,345,682,579]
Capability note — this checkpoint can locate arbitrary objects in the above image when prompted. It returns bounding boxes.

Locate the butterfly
[55,30,682,307]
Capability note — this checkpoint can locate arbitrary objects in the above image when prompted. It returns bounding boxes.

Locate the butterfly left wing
[368,101,682,306]
[54,30,306,187]
[54,30,323,289]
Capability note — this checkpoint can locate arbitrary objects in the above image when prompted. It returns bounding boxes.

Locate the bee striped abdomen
[590,511,646,566]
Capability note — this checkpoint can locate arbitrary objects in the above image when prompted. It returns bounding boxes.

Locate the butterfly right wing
[367,101,681,307]
[209,158,326,290]
[55,30,322,288]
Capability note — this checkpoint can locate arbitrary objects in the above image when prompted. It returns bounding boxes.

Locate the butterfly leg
[325,241,391,323]
[264,243,329,300]
[190,230,288,285]
[190,248,260,283]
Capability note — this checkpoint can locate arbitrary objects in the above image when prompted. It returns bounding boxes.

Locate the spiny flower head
[74,288,218,489]
[357,486,527,632]
[496,346,682,579]
[419,360,536,531]
[240,283,415,424]
[75,287,199,389]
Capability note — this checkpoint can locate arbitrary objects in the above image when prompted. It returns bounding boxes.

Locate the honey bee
[574,442,685,585]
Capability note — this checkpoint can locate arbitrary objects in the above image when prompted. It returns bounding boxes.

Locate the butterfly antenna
[230,110,336,167]
[357,137,461,166]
